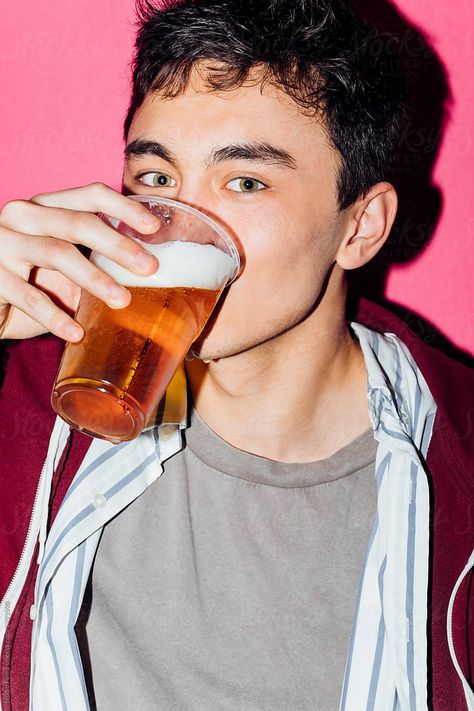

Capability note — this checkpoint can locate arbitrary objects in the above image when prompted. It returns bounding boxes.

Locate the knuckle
[22,287,46,312]
[49,314,67,334]
[45,238,75,262]
[88,181,109,195]
[117,235,139,254]
[0,199,30,224]
[88,267,111,291]
[29,191,53,205]
[0,225,11,247]
[63,209,95,235]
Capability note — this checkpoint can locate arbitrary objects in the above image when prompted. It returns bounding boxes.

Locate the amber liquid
[52,286,219,441]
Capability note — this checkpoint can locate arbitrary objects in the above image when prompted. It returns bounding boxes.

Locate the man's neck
[185,279,371,463]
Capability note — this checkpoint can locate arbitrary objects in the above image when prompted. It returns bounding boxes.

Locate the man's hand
[0,183,159,341]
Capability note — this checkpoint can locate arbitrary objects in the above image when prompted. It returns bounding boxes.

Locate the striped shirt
[21,323,442,709]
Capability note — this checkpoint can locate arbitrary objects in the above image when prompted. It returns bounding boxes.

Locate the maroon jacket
[0,298,473,710]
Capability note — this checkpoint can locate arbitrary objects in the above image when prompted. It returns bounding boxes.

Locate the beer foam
[92,241,236,289]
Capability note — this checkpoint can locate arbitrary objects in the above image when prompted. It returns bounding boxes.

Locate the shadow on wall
[346,0,473,368]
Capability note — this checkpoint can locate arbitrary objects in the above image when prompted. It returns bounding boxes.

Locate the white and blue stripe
[339,324,436,710]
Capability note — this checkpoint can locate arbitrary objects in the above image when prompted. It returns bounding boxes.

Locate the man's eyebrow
[205,142,297,170]
[125,139,297,170]
[125,139,179,168]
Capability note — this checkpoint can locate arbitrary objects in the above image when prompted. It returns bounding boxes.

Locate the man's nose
[172,188,210,211]
[171,189,221,222]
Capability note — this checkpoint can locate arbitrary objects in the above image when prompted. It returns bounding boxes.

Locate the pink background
[0,0,472,357]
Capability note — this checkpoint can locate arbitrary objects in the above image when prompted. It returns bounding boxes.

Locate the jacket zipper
[0,418,70,665]
[447,549,474,711]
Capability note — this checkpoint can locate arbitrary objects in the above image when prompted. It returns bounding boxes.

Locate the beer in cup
[51,196,240,443]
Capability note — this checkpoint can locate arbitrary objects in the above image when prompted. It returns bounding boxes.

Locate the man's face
[123,67,348,361]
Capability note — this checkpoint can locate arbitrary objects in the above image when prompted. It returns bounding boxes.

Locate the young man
[0,0,472,709]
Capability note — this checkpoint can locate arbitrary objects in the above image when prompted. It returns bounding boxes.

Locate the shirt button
[29,604,37,620]
[93,493,107,508]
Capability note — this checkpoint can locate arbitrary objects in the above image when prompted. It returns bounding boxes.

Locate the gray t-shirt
[76,409,378,711]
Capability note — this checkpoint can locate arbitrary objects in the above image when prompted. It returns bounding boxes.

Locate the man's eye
[225,177,267,193]
[137,172,177,188]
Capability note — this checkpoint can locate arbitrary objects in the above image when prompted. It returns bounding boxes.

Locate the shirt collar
[145,324,395,434]
[148,322,431,438]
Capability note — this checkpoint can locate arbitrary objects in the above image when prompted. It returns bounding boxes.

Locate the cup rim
[117,194,241,283]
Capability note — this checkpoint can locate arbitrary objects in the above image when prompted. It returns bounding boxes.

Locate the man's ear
[336,182,398,270]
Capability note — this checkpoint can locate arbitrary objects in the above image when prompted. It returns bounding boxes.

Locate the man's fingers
[0,267,84,342]
[0,183,162,341]
[0,205,158,276]
[30,182,160,234]
[1,231,132,309]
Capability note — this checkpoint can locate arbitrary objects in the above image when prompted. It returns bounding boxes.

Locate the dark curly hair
[124,0,408,209]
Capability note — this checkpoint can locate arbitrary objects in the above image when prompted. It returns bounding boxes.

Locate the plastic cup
[51,196,239,443]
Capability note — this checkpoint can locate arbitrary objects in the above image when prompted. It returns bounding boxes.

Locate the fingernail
[66,324,83,341]
[109,283,127,297]
[141,213,159,227]
[136,251,157,270]
[108,285,129,304]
